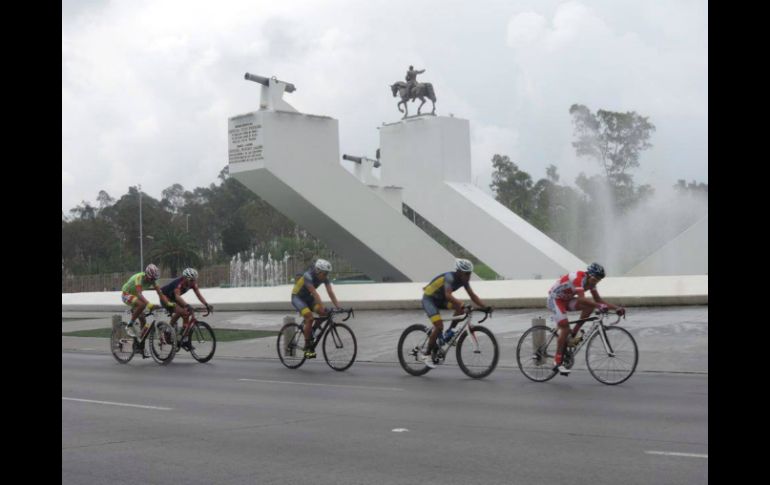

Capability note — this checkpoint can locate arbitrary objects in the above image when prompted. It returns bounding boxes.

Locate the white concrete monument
[625,215,708,276]
[374,115,586,279]
[228,74,458,282]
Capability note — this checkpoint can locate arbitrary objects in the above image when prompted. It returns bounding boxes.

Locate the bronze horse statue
[390,81,436,118]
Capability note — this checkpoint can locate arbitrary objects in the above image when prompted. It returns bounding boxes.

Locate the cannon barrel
[343,154,381,168]
[244,72,296,93]
[342,154,363,164]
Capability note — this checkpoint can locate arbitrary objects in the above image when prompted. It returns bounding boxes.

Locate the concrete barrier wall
[62,275,707,312]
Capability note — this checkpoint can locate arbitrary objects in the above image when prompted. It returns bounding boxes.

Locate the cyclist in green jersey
[121,264,173,336]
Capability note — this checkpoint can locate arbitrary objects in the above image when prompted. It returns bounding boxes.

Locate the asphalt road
[62,351,708,485]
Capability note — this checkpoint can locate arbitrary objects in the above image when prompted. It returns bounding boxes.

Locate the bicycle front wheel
[456,325,499,379]
[277,323,307,369]
[110,324,135,364]
[322,323,357,371]
[516,325,559,382]
[585,326,638,385]
[149,322,177,366]
[187,321,217,363]
[397,324,432,376]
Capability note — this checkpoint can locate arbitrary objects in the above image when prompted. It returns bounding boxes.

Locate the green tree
[489,154,537,220]
[161,183,185,214]
[569,104,655,211]
[149,227,202,278]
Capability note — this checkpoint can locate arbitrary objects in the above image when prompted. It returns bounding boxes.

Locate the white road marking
[645,451,708,459]
[392,428,410,433]
[62,397,173,411]
[237,378,404,392]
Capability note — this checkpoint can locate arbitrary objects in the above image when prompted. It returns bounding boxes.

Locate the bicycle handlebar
[456,305,493,323]
[594,308,625,326]
[328,307,354,321]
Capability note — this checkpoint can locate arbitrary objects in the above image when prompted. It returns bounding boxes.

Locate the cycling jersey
[291,269,329,317]
[548,271,591,301]
[161,277,194,301]
[121,272,160,296]
[292,270,328,303]
[423,272,469,302]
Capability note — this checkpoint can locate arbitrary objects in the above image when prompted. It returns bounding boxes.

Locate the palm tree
[149,228,202,278]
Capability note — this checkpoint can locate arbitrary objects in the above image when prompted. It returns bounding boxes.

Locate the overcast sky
[62,0,707,212]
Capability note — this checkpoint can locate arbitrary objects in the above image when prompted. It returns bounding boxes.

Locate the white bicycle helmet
[182,267,198,280]
[145,263,160,280]
[455,258,474,273]
[314,259,333,272]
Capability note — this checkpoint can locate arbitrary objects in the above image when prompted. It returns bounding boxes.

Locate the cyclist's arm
[466,286,486,308]
[155,285,171,307]
[574,288,595,307]
[325,282,341,308]
[192,284,210,308]
[174,286,188,308]
[591,288,619,310]
[444,287,464,310]
[132,275,151,306]
[136,287,151,306]
[309,286,325,309]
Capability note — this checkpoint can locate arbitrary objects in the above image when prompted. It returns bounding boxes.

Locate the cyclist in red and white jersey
[547,263,625,375]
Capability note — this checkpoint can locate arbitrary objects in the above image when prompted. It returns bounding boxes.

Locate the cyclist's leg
[180,304,193,330]
[447,301,464,331]
[123,293,146,325]
[548,296,571,368]
[168,297,182,328]
[421,297,444,355]
[571,300,593,335]
[292,295,316,356]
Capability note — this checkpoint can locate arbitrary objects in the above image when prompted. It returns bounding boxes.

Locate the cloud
[62,0,707,212]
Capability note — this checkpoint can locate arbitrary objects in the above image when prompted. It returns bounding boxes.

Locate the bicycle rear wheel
[397,324,433,376]
[456,325,499,379]
[516,325,559,382]
[110,324,135,364]
[585,326,638,385]
[322,323,357,371]
[186,321,217,363]
[277,323,307,369]
[149,322,177,365]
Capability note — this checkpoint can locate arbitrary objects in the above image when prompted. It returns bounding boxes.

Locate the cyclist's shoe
[556,364,571,375]
[124,323,136,338]
[419,352,436,369]
[304,349,317,359]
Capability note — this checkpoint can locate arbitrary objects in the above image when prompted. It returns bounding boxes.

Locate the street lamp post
[138,184,143,271]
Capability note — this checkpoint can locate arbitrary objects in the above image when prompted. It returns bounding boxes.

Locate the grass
[62,327,279,341]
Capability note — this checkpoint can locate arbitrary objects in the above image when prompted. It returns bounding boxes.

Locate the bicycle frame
[175,307,209,340]
[307,308,354,349]
[539,311,623,362]
[119,310,163,352]
[426,307,492,361]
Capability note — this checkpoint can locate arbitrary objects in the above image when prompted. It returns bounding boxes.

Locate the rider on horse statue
[406,65,425,100]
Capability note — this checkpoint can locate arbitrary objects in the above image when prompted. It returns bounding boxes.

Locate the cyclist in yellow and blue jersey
[419,259,490,368]
[291,259,342,358]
